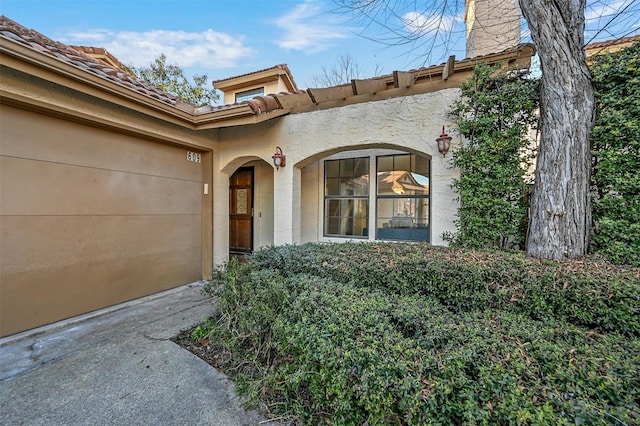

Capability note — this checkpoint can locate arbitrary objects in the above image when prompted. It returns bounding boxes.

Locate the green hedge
[201,243,640,424]
[590,40,640,266]
[250,243,639,336]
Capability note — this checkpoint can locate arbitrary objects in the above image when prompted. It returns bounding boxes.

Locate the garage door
[0,105,203,337]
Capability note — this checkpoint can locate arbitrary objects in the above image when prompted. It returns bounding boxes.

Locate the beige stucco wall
[0,105,205,336]
[215,88,462,264]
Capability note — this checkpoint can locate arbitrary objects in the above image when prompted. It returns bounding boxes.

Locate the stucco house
[0,15,535,336]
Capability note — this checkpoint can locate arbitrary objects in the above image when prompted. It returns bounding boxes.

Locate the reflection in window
[324,158,369,237]
[376,154,430,241]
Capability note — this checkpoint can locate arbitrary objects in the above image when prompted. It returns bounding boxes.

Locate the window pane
[377,155,393,172]
[326,158,369,196]
[326,199,340,216]
[413,155,430,176]
[409,173,429,195]
[343,220,353,236]
[339,177,354,195]
[354,158,369,178]
[376,197,430,241]
[395,154,410,173]
[354,217,368,236]
[375,153,430,239]
[325,178,340,196]
[341,158,354,176]
[343,176,368,196]
[377,198,394,222]
[326,217,340,234]
[324,157,369,238]
[339,199,351,216]
[378,171,403,195]
[326,160,340,178]
[354,199,368,218]
[235,87,264,103]
[415,198,429,226]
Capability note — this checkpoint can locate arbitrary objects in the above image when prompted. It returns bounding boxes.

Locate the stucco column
[273,164,301,245]
[213,170,230,266]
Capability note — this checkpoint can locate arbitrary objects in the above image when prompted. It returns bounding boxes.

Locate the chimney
[465,0,521,57]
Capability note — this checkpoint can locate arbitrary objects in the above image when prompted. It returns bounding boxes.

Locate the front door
[229,167,253,254]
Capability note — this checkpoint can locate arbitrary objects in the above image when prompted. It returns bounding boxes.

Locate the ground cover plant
[187,243,639,425]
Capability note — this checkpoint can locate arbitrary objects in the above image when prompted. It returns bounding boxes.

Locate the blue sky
[2,0,638,92]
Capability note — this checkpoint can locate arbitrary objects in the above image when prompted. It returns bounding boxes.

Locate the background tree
[448,65,539,250]
[310,53,382,87]
[590,40,640,266]
[133,53,219,107]
[335,0,605,260]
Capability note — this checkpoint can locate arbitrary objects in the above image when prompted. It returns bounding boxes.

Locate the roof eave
[194,107,289,129]
[1,36,282,129]
[0,36,198,124]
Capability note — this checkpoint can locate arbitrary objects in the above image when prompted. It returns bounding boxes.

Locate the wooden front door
[229,167,253,253]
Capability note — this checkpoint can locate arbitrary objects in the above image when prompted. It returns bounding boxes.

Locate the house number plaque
[187,151,201,163]
[236,189,248,214]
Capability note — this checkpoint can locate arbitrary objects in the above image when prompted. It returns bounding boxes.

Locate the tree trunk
[519,0,595,260]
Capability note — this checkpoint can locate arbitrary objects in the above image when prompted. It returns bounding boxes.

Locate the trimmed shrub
[251,243,639,335]
[199,243,639,424]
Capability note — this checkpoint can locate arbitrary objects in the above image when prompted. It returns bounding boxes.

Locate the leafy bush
[590,40,640,266]
[448,65,539,250]
[251,243,639,335]
[198,243,640,424]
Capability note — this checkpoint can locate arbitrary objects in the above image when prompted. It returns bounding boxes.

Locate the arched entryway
[229,167,254,254]
[221,158,274,259]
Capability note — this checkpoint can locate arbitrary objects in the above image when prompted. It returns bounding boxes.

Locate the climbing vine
[447,65,539,250]
[590,40,640,266]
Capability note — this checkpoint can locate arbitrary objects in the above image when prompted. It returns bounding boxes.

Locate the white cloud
[401,11,457,37]
[274,0,352,53]
[585,1,627,21]
[63,28,254,69]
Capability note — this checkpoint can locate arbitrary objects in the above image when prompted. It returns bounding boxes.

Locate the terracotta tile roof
[243,94,281,114]
[1,15,537,126]
[69,45,132,74]
[585,34,640,51]
[0,15,180,106]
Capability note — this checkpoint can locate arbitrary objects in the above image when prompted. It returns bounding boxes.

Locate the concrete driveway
[0,283,272,425]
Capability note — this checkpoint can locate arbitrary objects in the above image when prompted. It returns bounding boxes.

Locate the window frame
[323,157,370,238]
[375,154,431,242]
[234,87,265,103]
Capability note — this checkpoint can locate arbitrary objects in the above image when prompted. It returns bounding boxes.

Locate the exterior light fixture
[436,126,453,157]
[272,146,286,170]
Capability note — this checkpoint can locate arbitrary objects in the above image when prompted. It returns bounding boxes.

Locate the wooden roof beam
[351,78,387,95]
[442,55,455,81]
[393,71,414,88]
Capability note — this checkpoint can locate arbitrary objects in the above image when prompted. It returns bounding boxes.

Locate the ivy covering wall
[447,65,539,250]
[448,43,639,266]
[590,40,640,266]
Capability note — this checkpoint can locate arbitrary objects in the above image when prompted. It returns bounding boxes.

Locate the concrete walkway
[0,283,272,426]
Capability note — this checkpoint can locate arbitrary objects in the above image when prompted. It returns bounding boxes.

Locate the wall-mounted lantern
[272,146,286,170]
[436,126,453,157]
